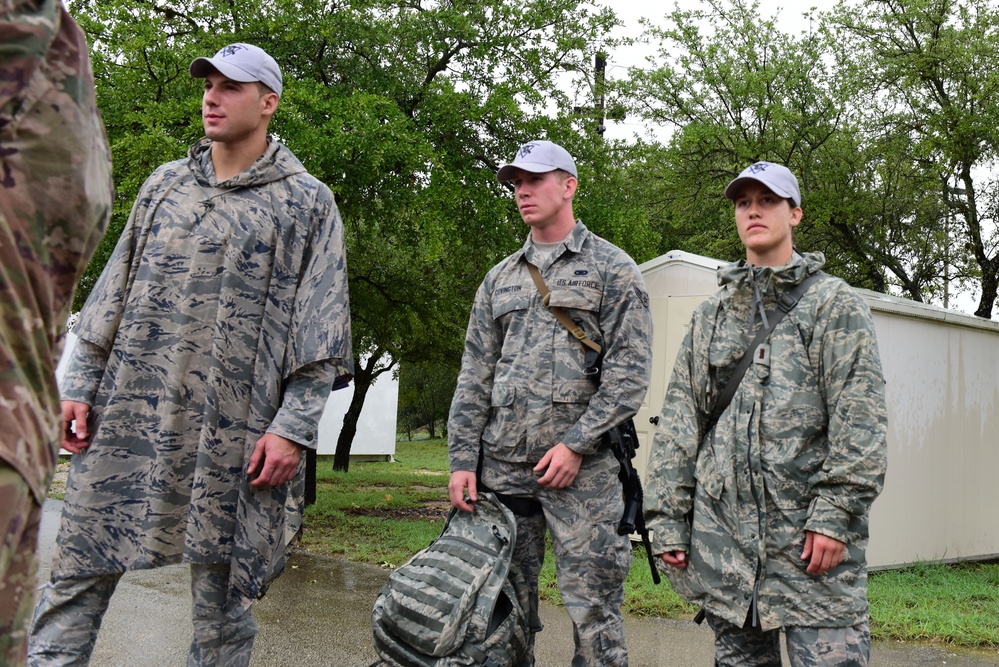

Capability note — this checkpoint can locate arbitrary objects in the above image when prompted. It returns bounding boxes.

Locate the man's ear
[261,91,279,117]
[563,176,578,199]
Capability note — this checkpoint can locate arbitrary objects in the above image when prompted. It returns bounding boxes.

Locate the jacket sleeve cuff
[266,411,318,450]
[805,496,852,543]
[59,339,107,404]
[560,424,601,456]
[650,520,691,555]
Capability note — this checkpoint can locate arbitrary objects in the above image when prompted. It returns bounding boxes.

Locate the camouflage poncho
[0,0,113,502]
[51,137,352,612]
[644,252,888,630]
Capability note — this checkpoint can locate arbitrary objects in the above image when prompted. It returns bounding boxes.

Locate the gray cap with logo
[497,140,578,181]
[725,161,801,207]
[190,43,283,97]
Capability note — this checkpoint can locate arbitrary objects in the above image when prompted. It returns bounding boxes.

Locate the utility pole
[574,53,607,136]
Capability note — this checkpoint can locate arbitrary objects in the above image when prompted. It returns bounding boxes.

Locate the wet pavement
[35,500,999,666]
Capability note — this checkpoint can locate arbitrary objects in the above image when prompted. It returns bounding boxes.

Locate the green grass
[302,439,999,651]
[869,561,999,648]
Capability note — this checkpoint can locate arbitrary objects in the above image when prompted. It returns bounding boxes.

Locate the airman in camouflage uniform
[1,0,112,662]
[27,43,352,666]
[645,162,888,666]
[448,140,653,666]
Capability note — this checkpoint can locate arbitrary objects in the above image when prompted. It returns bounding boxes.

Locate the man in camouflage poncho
[0,1,112,663]
[28,43,352,666]
[447,140,652,666]
[645,162,888,666]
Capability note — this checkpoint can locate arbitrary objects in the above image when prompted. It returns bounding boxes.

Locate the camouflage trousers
[28,563,257,666]
[482,448,631,667]
[706,612,871,666]
[1,464,42,667]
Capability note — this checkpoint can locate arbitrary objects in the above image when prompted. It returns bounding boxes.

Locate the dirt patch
[344,501,450,522]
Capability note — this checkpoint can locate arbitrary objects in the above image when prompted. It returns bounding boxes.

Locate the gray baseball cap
[725,161,801,207]
[497,140,578,181]
[190,43,283,97]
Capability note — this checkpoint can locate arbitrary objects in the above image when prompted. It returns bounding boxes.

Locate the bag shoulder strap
[526,262,602,355]
[704,271,824,433]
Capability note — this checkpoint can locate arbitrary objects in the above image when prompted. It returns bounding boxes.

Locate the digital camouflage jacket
[644,252,888,630]
[51,137,352,612]
[0,0,113,502]
[448,222,652,471]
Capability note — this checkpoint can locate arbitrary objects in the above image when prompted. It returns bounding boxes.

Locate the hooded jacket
[52,137,352,612]
[644,252,887,629]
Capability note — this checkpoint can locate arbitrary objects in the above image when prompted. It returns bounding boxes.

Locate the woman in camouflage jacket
[645,162,888,666]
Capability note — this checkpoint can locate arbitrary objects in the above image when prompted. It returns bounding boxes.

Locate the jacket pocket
[547,290,602,379]
[694,441,725,501]
[551,379,597,444]
[481,383,523,455]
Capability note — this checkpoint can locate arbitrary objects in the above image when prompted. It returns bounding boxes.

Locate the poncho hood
[188,136,308,189]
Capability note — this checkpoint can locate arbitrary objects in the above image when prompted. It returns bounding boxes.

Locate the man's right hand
[448,470,478,513]
[660,550,688,569]
[61,400,91,454]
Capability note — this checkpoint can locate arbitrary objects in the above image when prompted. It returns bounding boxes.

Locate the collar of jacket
[187,136,308,189]
[514,220,589,265]
[716,250,826,293]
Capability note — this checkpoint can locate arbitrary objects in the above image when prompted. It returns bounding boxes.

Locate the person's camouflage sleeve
[0,0,113,501]
[266,359,341,450]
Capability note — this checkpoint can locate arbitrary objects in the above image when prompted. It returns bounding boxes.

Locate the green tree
[397,360,459,440]
[826,0,999,317]
[622,0,949,300]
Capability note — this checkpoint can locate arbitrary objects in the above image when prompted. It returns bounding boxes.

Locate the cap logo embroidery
[518,144,536,159]
[220,44,246,58]
[748,162,772,174]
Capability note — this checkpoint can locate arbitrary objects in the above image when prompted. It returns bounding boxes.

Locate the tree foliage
[624,0,999,311]
[826,0,999,316]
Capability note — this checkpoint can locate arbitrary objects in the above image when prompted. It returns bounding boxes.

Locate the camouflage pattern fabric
[1,464,43,665]
[44,136,352,615]
[28,564,256,666]
[188,563,257,666]
[0,0,113,505]
[448,221,653,471]
[1,1,111,661]
[482,453,631,667]
[448,221,652,666]
[644,252,888,631]
[29,572,122,665]
[706,611,871,667]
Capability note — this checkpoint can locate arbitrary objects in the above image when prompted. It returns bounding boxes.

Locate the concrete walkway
[35,500,999,666]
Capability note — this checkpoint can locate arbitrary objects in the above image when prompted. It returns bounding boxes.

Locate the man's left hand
[534,443,583,489]
[801,530,846,575]
[247,433,304,489]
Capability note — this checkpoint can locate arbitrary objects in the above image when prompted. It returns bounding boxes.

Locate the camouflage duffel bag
[371,491,529,667]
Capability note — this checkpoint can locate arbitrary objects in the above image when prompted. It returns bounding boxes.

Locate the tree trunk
[333,357,376,472]
[975,264,998,319]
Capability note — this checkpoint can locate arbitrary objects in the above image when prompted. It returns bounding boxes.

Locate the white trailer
[634,250,999,569]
